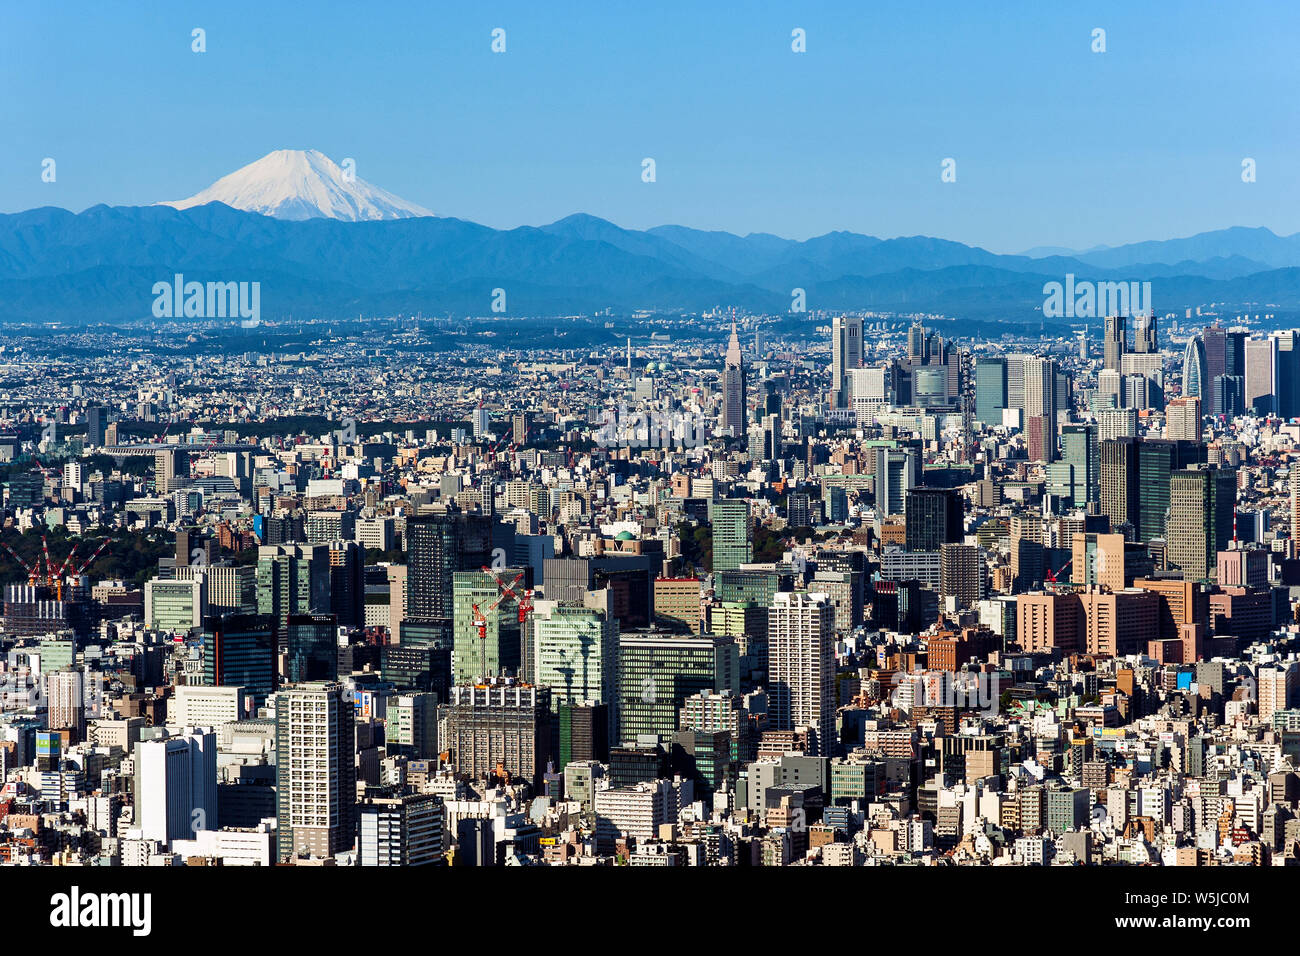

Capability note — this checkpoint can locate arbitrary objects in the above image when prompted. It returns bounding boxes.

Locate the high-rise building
[276,681,356,862]
[1104,315,1127,371]
[358,791,444,866]
[256,544,330,634]
[533,604,619,738]
[973,356,1008,426]
[85,405,107,447]
[1134,313,1157,353]
[653,577,703,633]
[1244,336,1277,415]
[710,499,752,571]
[47,669,86,742]
[768,591,835,756]
[405,512,495,622]
[1099,437,1141,534]
[1059,423,1099,507]
[1168,466,1237,583]
[721,321,746,434]
[1272,330,1300,418]
[904,486,964,552]
[200,614,277,707]
[286,613,339,684]
[830,315,863,408]
[451,567,528,684]
[1183,335,1208,402]
[135,727,217,846]
[154,447,190,495]
[441,678,551,788]
[939,543,986,609]
[325,539,365,628]
[874,445,917,517]
[617,633,738,745]
[1165,397,1201,443]
[386,692,439,758]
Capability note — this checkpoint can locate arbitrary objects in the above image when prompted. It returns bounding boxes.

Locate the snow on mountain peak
[157,149,433,221]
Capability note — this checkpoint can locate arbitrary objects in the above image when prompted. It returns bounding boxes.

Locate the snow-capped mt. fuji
[157,148,433,221]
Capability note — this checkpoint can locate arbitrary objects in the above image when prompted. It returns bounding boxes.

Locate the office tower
[768,591,835,756]
[145,576,207,632]
[914,367,948,408]
[1026,415,1053,463]
[904,486,964,552]
[1273,330,1300,418]
[653,577,702,632]
[1096,367,1122,408]
[710,498,751,571]
[1059,423,1099,507]
[200,614,277,707]
[671,729,733,797]
[939,543,986,609]
[286,613,339,683]
[721,321,746,434]
[452,567,528,684]
[1134,313,1157,353]
[324,539,364,628]
[276,681,356,861]
[358,791,444,866]
[1099,437,1140,534]
[135,727,217,845]
[874,445,917,516]
[617,633,738,745]
[154,447,190,495]
[1182,335,1207,401]
[85,405,107,447]
[1005,354,1026,414]
[1168,466,1236,583]
[532,604,619,729]
[1202,325,1227,390]
[47,670,86,742]
[1017,591,1084,653]
[442,678,551,788]
[1023,356,1056,434]
[1137,439,1204,542]
[1244,336,1276,414]
[558,701,611,769]
[973,357,1008,426]
[908,322,929,362]
[1072,533,1126,591]
[830,315,863,408]
[405,512,494,622]
[1104,315,1126,371]
[1097,407,1137,441]
[1166,397,1201,442]
[256,544,330,635]
[544,554,655,629]
[471,406,489,438]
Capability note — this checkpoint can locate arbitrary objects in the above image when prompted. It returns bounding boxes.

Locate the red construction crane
[472,569,525,681]
[1045,556,1073,587]
[0,541,38,585]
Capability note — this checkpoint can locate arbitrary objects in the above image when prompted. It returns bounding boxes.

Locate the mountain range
[3,149,1300,325]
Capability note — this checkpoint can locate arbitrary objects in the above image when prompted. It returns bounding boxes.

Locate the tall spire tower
[722,321,746,435]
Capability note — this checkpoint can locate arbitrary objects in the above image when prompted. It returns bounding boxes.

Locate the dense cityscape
[1,304,1298,872]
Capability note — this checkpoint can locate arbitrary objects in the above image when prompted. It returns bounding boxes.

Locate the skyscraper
[1168,466,1236,583]
[1165,397,1201,443]
[973,356,1008,426]
[451,567,528,684]
[256,544,330,635]
[874,445,917,516]
[1244,336,1276,415]
[1104,315,1127,371]
[768,591,835,756]
[617,633,738,745]
[200,613,277,707]
[1059,423,1098,507]
[710,498,752,571]
[830,315,863,408]
[135,728,217,846]
[1134,313,1157,353]
[1099,437,1141,535]
[276,681,356,862]
[721,321,746,434]
[1183,335,1207,402]
[904,486,964,552]
[405,511,495,622]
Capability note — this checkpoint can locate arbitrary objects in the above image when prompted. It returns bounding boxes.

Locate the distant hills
[3,203,1300,325]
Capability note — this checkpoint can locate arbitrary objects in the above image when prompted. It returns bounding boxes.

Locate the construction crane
[1045,556,1073,588]
[0,536,114,600]
[472,569,525,682]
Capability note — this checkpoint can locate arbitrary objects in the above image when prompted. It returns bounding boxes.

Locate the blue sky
[2,0,1297,252]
